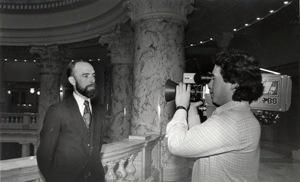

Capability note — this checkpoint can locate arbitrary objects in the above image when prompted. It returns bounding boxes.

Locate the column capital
[30,45,62,60]
[30,45,66,75]
[125,0,194,24]
[99,24,134,64]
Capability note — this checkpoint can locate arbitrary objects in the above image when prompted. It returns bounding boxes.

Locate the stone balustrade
[0,134,162,182]
[0,112,38,130]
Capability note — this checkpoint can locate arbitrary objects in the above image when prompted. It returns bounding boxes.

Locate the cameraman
[166,49,264,182]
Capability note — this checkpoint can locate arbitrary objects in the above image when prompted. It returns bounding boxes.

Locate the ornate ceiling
[0,0,298,60]
[0,0,128,45]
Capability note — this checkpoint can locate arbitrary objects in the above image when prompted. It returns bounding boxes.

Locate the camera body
[165,73,212,102]
[183,73,211,102]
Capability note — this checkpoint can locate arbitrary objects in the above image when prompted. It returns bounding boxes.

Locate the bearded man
[37,61,105,182]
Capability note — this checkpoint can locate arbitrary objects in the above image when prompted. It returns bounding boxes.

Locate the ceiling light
[269,10,274,13]
[256,17,261,20]
[283,1,289,5]
[30,88,35,94]
[233,28,237,32]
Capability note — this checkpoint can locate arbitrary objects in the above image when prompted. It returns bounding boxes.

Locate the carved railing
[0,134,162,182]
[0,112,38,130]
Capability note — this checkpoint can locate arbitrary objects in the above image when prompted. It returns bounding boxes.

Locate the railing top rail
[0,135,161,170]
[0,112,38,116]
[0,156,37,171]
[102,135,160,163]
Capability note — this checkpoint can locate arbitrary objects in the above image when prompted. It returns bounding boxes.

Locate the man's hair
[215,49,264,103]
[66,60,77,78]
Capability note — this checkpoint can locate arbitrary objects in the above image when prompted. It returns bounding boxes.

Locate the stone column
[20,142,31,157]
[30,45,65,132]
[0,61,4,111]
[99,24,134,142]
[126,0,193,181]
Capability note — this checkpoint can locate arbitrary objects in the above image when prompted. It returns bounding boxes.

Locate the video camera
[165,72,292,125]
[165,73,212,102]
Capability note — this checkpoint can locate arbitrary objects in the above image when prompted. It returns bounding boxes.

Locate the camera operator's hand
[175,82,190,109]
[188,101,203,128]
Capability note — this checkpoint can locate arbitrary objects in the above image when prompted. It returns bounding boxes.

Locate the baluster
[19,115,23,123]
[125,154,137,182]
[105,161,117,182]
[116,158,127,182]
[12,116,16,123]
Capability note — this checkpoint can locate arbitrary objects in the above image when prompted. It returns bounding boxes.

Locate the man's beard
[76,83,97,99]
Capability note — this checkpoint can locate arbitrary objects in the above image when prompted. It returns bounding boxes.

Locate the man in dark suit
[37,61,105,182]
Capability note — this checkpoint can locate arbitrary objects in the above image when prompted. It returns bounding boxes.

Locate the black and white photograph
[0,0,299,181]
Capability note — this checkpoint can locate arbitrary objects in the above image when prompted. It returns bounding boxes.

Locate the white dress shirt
[73,92,92,116]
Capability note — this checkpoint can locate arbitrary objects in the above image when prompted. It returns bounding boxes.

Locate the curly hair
[215,49,264,103]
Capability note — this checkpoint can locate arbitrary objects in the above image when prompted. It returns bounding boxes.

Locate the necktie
[83,100,91,128]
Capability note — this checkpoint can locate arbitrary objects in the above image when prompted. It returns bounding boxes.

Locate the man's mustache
[86,83,96,89]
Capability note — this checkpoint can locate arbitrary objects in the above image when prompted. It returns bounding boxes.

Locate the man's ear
[68,76,76,86]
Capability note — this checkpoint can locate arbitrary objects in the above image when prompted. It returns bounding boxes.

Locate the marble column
[126,0,193,181]
[99,24,134,142]
[30,45,65,132]
[20,142,31,157]
[0,61,4,111]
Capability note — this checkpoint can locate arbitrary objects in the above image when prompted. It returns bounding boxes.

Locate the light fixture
[30,88,35,94]
[7,90,11,95]
[256,17,261,20]
[37,91,40,95]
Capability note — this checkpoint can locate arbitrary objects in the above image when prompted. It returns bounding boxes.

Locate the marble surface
[99,25,134,141]
[131,18,185,135]
[30,46,64,131]
[108,64,133,141]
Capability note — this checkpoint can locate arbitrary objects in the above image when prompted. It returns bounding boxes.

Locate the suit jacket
[37,96,105,182]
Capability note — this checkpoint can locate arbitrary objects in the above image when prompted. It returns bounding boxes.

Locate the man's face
[71,62,96,98]
[208,65,233,106]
